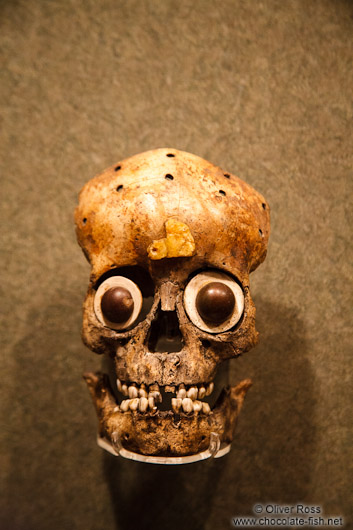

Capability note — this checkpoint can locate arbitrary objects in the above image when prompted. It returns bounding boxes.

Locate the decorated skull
[75,148,270,463]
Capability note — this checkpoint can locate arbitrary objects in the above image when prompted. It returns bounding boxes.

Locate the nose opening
[147,305,183,353]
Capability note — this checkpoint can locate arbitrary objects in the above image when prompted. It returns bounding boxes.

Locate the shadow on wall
[104,299,316,530]
[228,297,317,507]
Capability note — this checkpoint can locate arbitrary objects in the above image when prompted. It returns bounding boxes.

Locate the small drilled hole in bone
[224,173,230,178]
[82,218,87,224]
[259,228,263,236]
[165,174,174,180]
[219,190,226,196]
[201,435,206,441]
[116,185,123,192]
[262,203,266,210]
[202,339,211,348]
[114,165,121,171]
[166,153,175,157]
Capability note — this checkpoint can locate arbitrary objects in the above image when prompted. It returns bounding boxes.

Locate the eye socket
[94,276,143,330]
[184,271,244,333]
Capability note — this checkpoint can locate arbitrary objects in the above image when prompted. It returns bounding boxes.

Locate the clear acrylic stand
[97,431,231,464]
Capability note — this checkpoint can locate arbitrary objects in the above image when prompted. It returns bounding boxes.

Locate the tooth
[116,379,122,392]
[121,384,128,396]
[149,391,162,403]
[187,386,198,400]
[177,384,186,399]
[205,382,214,396]
[165,385,175,393]
[148,396,155,410]
[139,397,148,412]
[198,385,206,399]
[182,397,193,413]
[128,385,138,398]
[172,398,182,412]
[129,398,139,411]
[113,405,120,412]
[139,388,148,398]
[193,400,202,412]
[120,399,130,412]
[150,383,159,392]
[202,402,211,414]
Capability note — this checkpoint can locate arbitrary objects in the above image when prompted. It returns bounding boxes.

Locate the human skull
[75,148,270,463]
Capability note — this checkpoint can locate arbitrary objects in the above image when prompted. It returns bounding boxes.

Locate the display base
[97,431,231,465]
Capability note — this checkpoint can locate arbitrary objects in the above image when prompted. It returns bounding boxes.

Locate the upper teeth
[116,379,214,415]
[186,386,198,400]
[198,385,206,399]
[139,387,148,398]
[128,385,138,398]
[149,390,162,403]
[176,387,187,399]
[205,382,214,396]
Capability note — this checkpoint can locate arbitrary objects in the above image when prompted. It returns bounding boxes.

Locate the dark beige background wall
[1,1,352,529]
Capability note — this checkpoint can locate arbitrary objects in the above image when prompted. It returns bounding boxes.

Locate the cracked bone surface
[75,148,270,460]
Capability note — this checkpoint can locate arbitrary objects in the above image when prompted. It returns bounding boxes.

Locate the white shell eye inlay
[94,276,143,331]
[184,271,244,333]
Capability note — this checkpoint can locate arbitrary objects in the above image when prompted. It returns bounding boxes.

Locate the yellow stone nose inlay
[147,219,196,260]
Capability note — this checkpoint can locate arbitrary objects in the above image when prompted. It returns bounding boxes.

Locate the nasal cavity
[147,307,183,353]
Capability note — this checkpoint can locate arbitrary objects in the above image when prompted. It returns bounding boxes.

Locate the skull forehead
[75,148,270,282]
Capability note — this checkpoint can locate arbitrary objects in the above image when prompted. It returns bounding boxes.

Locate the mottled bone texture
[75,148,270,457]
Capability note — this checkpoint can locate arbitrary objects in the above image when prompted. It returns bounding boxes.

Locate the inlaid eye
[101,287,134,323]
[196,282,235,323]
[184,271,244,333]
[94,276,143,330]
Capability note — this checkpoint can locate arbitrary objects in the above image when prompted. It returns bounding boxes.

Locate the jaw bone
[83,372,252,461]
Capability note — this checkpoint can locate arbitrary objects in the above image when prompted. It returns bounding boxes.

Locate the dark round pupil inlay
[101,287,134,324]
[196,282,236,324]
